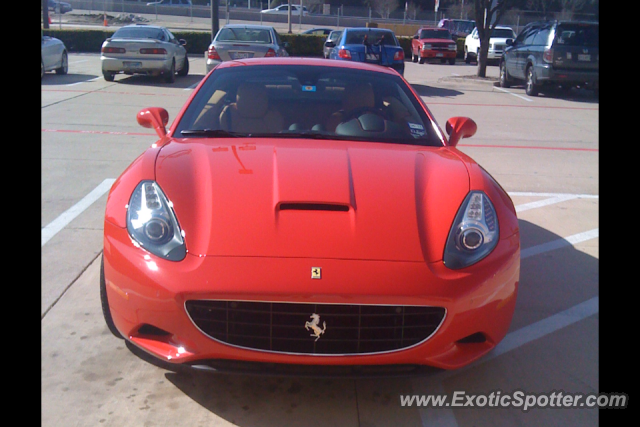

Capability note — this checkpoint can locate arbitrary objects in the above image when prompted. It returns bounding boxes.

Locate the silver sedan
[206,25,289,74]
[101,25,189,83]
[41,35,68,79]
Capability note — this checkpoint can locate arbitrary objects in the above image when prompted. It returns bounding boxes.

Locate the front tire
[177,55,189,77]
[55,51,68,75]
[499,60,511,88]
[100,255,123,339]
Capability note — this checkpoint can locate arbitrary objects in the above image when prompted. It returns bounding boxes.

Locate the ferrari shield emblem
[311,267,321,279]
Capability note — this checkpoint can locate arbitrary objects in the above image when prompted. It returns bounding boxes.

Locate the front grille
[431,43,451,51]
[185,300,446,355]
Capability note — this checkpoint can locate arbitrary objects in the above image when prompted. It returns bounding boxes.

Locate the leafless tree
[366,0,400,19]
[473,0,514,77]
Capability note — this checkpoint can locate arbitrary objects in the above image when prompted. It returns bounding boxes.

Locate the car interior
[177,65,441,146]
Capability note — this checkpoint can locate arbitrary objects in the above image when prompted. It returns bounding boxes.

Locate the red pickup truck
[411,27,457,65]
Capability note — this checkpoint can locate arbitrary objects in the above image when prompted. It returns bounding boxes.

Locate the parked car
[437,18,475,41]
[323,30,342,58]
[499,21,599,96]
[101,57,520,374]
[328,28,404,76]
[411,27,457,65]
[261,4,308,16]
[464,26,516,63]
[206,25,289,73]
[48,0,72,14]
[146,0,192,6]
[41,34,68,79]
[302,28,333,36]
[101,24,189,83]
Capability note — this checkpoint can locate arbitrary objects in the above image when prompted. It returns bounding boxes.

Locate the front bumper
[101,56,173,75]
[103,220,519,371]
[420,50,456,59]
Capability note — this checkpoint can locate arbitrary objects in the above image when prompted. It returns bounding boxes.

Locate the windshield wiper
[180,129,241,138]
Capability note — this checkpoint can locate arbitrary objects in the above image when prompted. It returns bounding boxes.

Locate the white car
[464,26,516,63]
[41,35,68,79]
[261,4,308,16]
[101,24,189,83]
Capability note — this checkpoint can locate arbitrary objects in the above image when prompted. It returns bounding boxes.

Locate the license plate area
[123,61,142,69]
[365,53,380,62]
[230,52,253,60]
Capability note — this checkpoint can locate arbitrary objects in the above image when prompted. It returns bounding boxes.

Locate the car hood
[418,38,454,44]
[155,138,470,262]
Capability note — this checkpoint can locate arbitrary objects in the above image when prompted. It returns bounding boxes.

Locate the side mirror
[325,41,335,48]
[137,107,169,138]
[413,35,418,39]
[179,39,187,46]
[506,38,514,46]
[445,117,477,147]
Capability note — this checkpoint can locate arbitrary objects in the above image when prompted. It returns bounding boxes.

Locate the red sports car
[101,57,519,375]
[411,27,458,65]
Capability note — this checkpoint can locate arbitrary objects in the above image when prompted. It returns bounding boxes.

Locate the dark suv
[499,21,598,96]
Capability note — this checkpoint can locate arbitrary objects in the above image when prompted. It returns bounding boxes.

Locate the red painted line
[42,128,154,136]
[458,143,598,152]
[41,88,186,97]
[428,101,598,111]
[42,129,599,152]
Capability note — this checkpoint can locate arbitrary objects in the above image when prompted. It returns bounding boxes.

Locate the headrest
[343,82,375,112]
[235,83,268,118]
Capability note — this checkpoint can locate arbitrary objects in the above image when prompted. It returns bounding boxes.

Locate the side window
[532,28,550,46]
[523,29,537,45]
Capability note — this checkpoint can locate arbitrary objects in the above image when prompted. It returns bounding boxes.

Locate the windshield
[554,23,598,47]
[216,27,272,43]
[112,27,165,40]
[419,29,451,39]
[345,30,398,46]
[175,64,442,147]
[491,28,516,38]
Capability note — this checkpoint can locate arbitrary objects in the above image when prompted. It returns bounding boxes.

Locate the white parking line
[495,86,533,102]
[521,228,598,259]
[41,179,115,247]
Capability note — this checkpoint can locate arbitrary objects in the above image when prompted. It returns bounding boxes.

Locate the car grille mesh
[185,300,445,355]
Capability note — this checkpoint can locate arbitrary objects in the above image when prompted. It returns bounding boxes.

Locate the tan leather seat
[326,82,376,132]
[219,83,283,134]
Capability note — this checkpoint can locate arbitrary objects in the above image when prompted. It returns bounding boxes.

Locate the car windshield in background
[216,27,272,43]
[491,28,516,38]
[419,30,450,39]
[345,30,398,46]
[554,23,598,47]
[112,27,165,40]
[175,64,441,147]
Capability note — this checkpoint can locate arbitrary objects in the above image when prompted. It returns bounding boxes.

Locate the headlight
[422,44,432,50]
[443,191,499,269]
[448,43,457,51]
[126,181,186,261]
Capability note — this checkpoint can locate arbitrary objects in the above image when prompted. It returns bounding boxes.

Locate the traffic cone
[103,13,108,27]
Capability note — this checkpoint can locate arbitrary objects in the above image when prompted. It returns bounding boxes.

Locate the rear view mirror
[137,107,169,138]
[445,117,477,147]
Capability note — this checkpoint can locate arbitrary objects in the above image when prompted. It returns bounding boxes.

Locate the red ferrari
[101,57,519,375]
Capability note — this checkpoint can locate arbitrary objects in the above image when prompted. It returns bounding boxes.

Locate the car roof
[215,57,400,75]
[221,24,275,30]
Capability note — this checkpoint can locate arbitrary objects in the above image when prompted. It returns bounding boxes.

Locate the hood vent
[278,203,350,212]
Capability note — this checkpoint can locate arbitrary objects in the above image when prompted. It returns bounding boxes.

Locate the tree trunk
[476,37,491,77]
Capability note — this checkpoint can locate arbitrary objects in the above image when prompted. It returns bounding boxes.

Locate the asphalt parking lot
[41,53,602,426]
